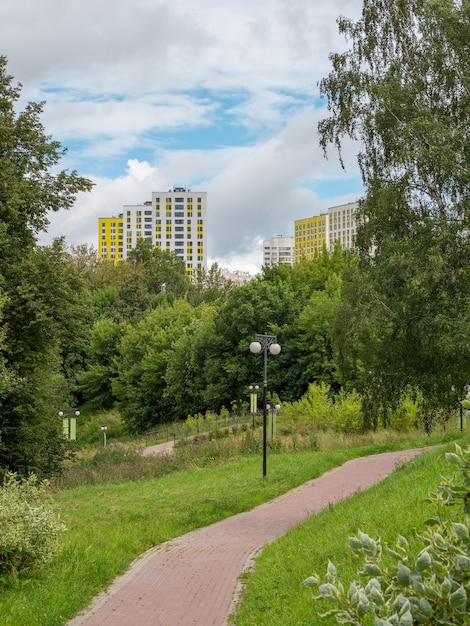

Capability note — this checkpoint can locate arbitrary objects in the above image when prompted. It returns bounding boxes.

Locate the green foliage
[332,389,363,433]
[281,383,362,432]
[190,262,233,305]
[0,240,91,476]
[164,304,218,419]
[126,238,191,302]
[282,382,333,427]
[115,300,197,431]
[0,57,92,476]
[305,444,470,624]
[0,472,66,577]
[77,318,123,410]
[283,383,422,434]
[320,0,470,425]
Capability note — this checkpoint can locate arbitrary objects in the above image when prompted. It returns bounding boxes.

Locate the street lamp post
[249,383,259,428]
[249,333,281,477]
[59,409,80,441]
[267,396,281,439]
[101,425,108,447]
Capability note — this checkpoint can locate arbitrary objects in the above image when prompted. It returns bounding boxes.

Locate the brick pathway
[67,447,431,626]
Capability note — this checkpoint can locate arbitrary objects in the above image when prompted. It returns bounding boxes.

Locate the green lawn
[229,442,468,625]
[0,433,466,625]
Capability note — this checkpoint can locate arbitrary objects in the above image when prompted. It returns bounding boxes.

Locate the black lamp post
[249,333,281,477]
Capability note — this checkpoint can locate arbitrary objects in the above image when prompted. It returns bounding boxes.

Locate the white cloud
[2,0,365,273]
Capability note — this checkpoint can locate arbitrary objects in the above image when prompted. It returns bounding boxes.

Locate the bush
[304,443,470,624]
[0,472,67,577]
[332,389,362,432]
[281,382,333,427]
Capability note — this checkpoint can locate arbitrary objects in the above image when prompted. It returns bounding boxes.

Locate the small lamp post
[272,402,281,438]
[249,383,259,428]
[249,333,281,477]
[101,425,108,447]
[266,397,281,439]
[59,409,80,441]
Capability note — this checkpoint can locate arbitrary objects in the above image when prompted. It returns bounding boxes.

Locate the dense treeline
[71,242,350,434]
[1,0,470,477]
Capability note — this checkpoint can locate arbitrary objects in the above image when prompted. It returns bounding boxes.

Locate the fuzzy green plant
[304,443,470,625]
[0,472,67,577]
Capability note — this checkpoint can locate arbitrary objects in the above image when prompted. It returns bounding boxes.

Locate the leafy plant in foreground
[304,444,470,624]
[0,472,67,577]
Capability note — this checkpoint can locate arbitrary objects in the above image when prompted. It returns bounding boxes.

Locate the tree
[127,238,191,301]
[202,277,300,411]
[77,317,123,410]
[68,243,99,287]
[115,300,197,432]
[164,304,218,420]
[1,240,91,475]
[285,273,343,400]
[0,56,93,258]
[189,263,233,305]
[319,0,470,424]
[0,56,93,475]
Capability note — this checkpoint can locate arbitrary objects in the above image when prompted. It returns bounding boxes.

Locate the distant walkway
[68,447,432,626]
[141,441,175,456]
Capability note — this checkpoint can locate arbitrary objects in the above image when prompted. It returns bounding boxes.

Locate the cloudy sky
[2,0,364,273]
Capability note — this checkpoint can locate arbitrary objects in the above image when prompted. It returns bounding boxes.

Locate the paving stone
[67,448,432,626]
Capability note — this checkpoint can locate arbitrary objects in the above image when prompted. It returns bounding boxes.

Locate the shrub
[0,472,67,577]
[332,389,362,432]
[281,382,333,427]
[304,443,470,624]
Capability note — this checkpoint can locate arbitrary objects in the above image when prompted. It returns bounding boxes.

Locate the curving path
[67,447,432,626]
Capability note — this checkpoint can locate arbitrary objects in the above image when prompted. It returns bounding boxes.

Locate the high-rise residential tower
[98,187,207,279]
[294,214,328,263]
[327,201,358,250]
[98,215,124,264]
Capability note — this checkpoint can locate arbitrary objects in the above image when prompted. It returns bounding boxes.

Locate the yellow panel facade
[294,214,327,263]
[98,216,124,264]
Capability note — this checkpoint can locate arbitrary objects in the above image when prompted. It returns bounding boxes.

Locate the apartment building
[328,201,358,250]
[98,215,124,263]
[98,187,207,279]
[263,235,294,268]
[292,202,359,264]
[294,214,328,263]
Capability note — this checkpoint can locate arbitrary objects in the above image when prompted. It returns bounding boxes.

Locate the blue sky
[1,0,364,273]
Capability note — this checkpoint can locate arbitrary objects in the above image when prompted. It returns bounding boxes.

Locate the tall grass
[55,424,460,490]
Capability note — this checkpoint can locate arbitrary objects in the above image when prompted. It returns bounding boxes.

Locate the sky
[1,0,365,274]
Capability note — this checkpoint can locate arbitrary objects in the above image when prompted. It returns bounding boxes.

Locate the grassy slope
[0,434,466,625]
[230,442,468,625]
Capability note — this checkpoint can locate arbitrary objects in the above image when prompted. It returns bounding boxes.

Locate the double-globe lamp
[249,334,281,477]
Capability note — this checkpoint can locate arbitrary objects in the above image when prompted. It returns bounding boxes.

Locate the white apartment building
[327,201,359,250]
[122,187,207,280]
[263,235,294,268]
